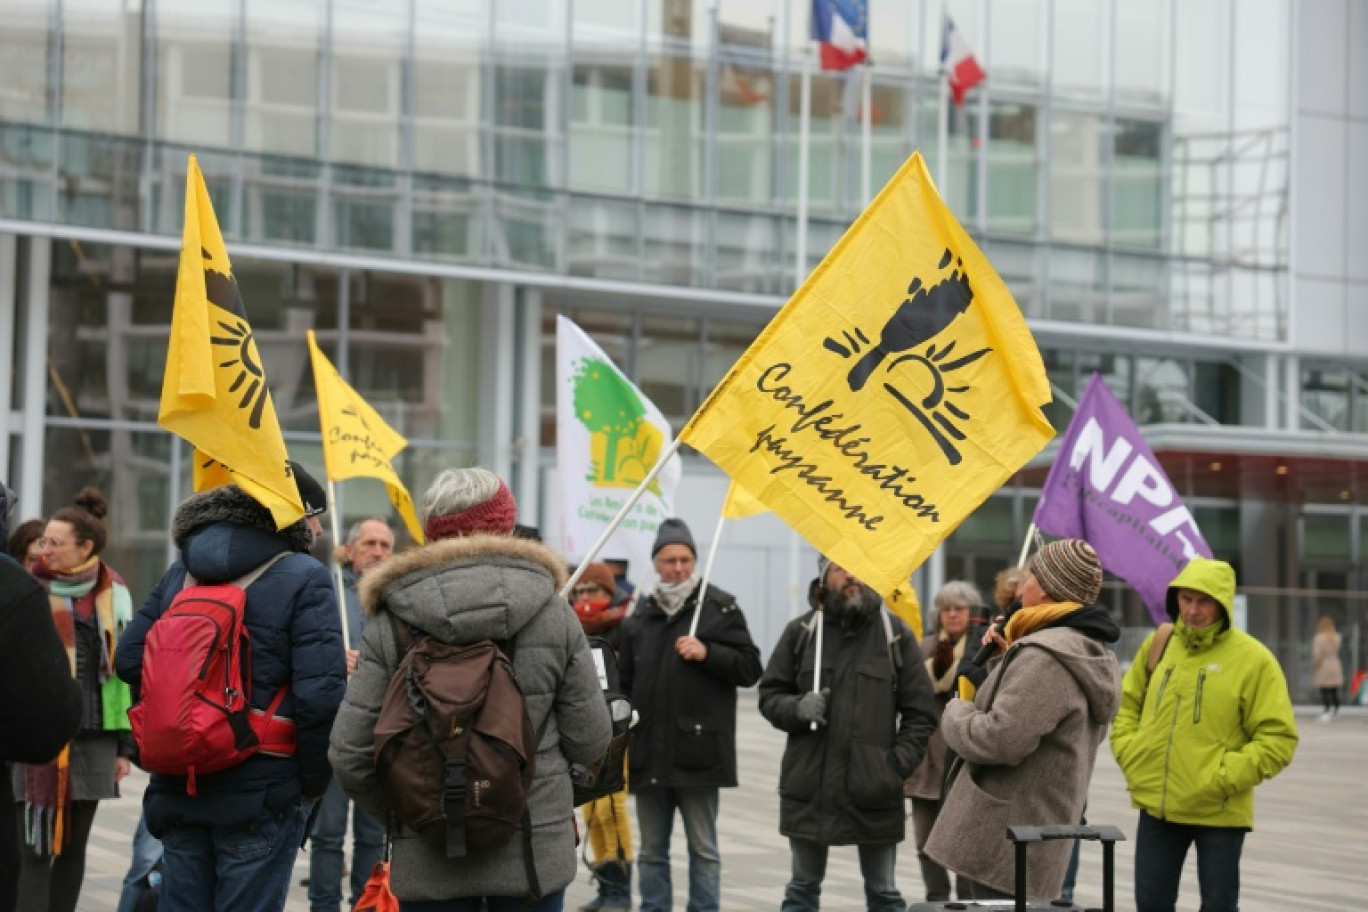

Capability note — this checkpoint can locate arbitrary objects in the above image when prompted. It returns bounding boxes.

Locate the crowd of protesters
[1,469,1309,912]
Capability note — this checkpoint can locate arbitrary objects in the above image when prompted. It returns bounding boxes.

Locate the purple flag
[1032,373,1211,624]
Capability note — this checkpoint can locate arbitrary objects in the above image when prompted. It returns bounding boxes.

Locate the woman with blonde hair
[1312,616,1345,722]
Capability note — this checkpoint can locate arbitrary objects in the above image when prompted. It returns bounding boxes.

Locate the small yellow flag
[680,151,1053,603]
[159,155,303,529]
[887,581,923,640]
[720,480,768,520]
[307,332,425,545]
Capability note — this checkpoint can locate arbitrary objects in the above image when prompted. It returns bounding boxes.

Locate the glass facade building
[3,0,1366,693]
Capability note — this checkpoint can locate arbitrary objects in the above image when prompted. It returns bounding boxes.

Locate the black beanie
[288,460,328,517]
[652,517,696,558]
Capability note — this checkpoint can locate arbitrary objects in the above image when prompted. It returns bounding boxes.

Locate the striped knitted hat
[1028,539,1103,605]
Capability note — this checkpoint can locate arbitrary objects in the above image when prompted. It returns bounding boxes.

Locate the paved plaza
[75,697,1364,911]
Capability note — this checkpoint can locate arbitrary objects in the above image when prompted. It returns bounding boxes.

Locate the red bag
[353,861,399,912]
[128,554,296,794]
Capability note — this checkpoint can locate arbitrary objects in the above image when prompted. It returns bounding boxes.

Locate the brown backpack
[373,617,537,860]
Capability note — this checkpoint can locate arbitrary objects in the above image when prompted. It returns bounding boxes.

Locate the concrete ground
[74,698,1366,911]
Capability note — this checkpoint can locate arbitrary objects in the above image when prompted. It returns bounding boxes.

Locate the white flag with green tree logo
[556,315,681,577]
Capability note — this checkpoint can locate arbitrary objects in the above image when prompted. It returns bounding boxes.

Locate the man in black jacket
[618,518,763,912]
[759,557,938,912]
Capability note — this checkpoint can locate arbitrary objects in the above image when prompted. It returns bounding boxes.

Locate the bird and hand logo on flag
[1033,373,1212,625]
[158,154,303,529]
[941,15,986,105]
[811,0,868,71]
[557,316,681,574]
[306,331,425,545]
[681,151,1054,602]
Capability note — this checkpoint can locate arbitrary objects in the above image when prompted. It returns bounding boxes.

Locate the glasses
[42,537,70,550]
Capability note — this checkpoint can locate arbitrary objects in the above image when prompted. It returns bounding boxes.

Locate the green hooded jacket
[1110,558,1298,829]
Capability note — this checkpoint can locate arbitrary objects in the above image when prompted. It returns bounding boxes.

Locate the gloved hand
[795,688,830,726]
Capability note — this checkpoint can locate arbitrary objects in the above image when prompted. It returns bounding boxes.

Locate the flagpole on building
[860,62,873,204]
[327,479,351,654]
[559,438,685,601]
[795,49,813,291]
[936,51,950,192]
[688,510,729,638]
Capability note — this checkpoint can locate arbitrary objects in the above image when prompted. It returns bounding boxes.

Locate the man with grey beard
[759,557,938,912]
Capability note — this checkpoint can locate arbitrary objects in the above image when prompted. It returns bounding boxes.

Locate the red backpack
[128,553,296,794]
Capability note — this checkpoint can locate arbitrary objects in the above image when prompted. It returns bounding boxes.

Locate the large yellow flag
[720,479,768,520]
[159,155,303,529]
[307,331,425,544]
[681,151,1053,601]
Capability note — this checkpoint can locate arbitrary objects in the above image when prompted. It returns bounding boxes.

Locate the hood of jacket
[1165,557,1235,622]
[358,534,569,643]
[1017,625,1122,725]
[173,486,314,583]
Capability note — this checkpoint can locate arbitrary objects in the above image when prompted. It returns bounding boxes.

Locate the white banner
[556,315,681,578]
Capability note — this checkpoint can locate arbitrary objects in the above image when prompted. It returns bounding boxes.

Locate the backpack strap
[1146,622,1175,675]
[180,551,291,591]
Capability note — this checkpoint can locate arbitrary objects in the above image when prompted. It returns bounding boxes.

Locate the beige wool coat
[1312,631,1344,689]
[925,624,1120,899]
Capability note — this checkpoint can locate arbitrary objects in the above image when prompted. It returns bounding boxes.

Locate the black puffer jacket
[619,582,763,790]
[759,594,938,846]
[115,487,346,834]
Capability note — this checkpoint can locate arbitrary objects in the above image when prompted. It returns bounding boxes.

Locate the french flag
[811,0,868,72]
[941,15,986,105]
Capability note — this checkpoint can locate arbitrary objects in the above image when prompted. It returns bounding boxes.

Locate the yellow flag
[721,479,768,520]
[887,582,923,640]
[680,151,1053,602]
[159,155,303,529]
[307,331,425,545]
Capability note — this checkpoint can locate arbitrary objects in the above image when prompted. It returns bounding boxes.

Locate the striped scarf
[23,556,124,856]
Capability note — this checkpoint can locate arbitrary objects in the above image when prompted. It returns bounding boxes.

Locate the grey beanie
[651,517,696,558]
[817,554,832,579]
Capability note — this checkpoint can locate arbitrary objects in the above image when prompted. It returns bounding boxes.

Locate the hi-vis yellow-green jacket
[1110,558,1298,829]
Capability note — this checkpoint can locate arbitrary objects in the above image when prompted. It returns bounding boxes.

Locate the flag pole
[1016,521,1038,569]
[810,607,824,731]
[559,438,684,601]
[936,8,950,192]
[327,479,351,654]
[795,48,812,291]
[860,62,873,205]
[688,510,728,638]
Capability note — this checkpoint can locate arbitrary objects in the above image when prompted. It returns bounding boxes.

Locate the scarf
[652,572,701,619]
[1175,617,1224,652]
[926,630,966,694]
[1004,601,1084,644]
[24,556,130,856]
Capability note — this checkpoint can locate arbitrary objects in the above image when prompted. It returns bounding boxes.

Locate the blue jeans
[158,797,312,912]
[401,892,564,912]
[309,778,385,912]
[635,786,721,912]
[115,812,164,912]
[1134,811,1246,912]
[781,839,905,912]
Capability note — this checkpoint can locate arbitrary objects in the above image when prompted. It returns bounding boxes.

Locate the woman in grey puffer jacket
[329,468,611,909]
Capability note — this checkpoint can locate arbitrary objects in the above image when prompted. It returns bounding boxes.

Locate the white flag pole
[688,510,728,638]
[327,479,351,654]
[860,62,873,205]
[810,609,825,731]
[937,10,951,192]
[795,49,812,290]
[1016,521,1038,569]
[559,438,684,601]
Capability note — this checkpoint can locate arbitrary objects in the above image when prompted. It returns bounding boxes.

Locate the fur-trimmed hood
[172,486,315,584]
[173,486,315,553]
[359,534,570,645]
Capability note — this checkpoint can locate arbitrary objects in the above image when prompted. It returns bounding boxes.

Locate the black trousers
[14,799,100,912]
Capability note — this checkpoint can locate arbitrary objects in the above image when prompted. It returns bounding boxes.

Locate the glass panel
[1192,506,1239,556]
[331,0,405,169]
[242,155,322,246]
[150,146,238,236]
[244,0,322,158]
[1040,347,1075,431]
[567,197,641,281]
[1133,357,1191,424]
[1303,513,1351,561]
[702,316,761,398]
[58,132,144,230]
[495,61,556,188]
[1193,361,1240,426]
[1049,112,1104,243]
[1173,0,1227,122]
[989,0,1045,87]
[641,202,705,286]
[986,101,1038,234]
[645,57,705,200]
[412,173,480,261]
[983,238,1044,318]
[332,166,398,253]
[1050,0,1104,98]
[1047,247,1105,323]
[867,80,911,195]
[647,0,712,55]
[413,0,484,177]
[0,123,55,221]
[1301,367,1352,432]
[570,62,635,194]
[867,1,917,70]
[637,313,700,432]
[0,0,55,125]
[493,0,567,46]
[1109,253,1167,329]
[1112,119,1163,249]
[1078,352,1132,409]
[575,0,641,48]
[1360,515,1368,561]
[715,31,776,206]
[61,0,142,134]
[156,0,236,147]
[42,426,174,601]
[494,186,557,270]
[1114,0,1167,105]
[714,211,779,293]
[920,88,975,218]
[952,495,1015,544]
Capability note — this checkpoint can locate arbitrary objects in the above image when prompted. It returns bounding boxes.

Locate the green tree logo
[572,357,663,493]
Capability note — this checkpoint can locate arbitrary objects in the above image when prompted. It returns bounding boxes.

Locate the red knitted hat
[423,479,518,541]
